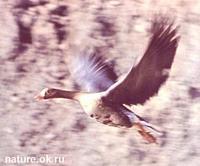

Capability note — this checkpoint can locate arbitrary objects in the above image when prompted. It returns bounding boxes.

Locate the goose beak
[34,94,44,100]
[34,88,48,100]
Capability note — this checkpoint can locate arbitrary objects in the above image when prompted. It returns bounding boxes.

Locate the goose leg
[133,122,157,144]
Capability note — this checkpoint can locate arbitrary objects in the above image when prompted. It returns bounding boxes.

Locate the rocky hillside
[0,0,200,165]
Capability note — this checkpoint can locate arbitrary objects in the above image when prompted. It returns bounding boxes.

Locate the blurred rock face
[0,0,200,166]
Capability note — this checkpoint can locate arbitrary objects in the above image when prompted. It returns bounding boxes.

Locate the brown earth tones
[0,0,200,166]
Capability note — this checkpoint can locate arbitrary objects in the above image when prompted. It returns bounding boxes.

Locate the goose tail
[139,119,163,135]
[133,114,163,144]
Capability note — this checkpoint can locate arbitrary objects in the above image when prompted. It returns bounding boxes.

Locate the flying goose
[36,16,180,143]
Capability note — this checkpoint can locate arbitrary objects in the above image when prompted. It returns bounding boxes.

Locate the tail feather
[139,120,163,136]
[134,113,163,135]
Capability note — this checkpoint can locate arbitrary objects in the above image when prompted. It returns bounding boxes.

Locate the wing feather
[105,15,180,105]
[70,48,118,92]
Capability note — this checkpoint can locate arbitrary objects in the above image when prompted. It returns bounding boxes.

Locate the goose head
[35,88,58,100]
[35,88,79,100]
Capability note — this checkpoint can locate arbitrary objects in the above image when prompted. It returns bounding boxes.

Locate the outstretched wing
[70,48,118,92]
[105,16,180,105]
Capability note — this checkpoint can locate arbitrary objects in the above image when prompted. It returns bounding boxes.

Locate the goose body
[77,92,134,128]
[39,89,135,128]
[36,15,180,143]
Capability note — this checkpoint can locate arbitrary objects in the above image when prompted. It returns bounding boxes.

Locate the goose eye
[45,90,51,96]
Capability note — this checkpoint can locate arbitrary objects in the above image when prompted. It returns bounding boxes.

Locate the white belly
[76,92,104,115]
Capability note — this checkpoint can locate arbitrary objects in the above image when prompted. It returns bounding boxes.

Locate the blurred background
[0,0,200,165]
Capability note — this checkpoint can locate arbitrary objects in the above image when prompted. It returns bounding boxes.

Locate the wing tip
[150,13,179,35]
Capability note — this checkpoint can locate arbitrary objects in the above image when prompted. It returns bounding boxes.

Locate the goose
[36,15,180,143]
